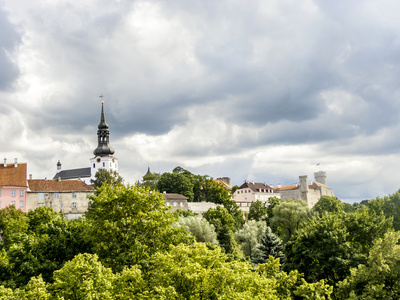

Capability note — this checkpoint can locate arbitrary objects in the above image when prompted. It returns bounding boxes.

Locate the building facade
[232,181,281,213]
[0,159,28,212]
[27,179,93,220]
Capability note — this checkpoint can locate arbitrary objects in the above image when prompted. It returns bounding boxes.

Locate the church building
[53,101,118,184]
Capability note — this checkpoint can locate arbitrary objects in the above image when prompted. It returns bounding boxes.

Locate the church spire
[93,101,115,157]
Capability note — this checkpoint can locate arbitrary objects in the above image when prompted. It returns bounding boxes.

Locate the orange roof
[274,182,327,191]
[0,163,27,187]
[28,179,93,192]
[274,184,299,191]
[213,179,230,189]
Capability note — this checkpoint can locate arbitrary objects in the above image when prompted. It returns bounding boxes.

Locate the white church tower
[90,101,118,181]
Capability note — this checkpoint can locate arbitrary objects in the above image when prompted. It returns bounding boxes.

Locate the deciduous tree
[270,200,309,243]
[85,184,192,270]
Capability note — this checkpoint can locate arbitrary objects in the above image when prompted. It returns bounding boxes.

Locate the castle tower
[299,175,309,202]
[314,171,327,186]
[90,101,118,180]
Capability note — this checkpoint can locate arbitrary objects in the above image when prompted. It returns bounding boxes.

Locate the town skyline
[2,1,400,203]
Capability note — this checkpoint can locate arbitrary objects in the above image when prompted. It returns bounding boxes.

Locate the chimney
[57,160,62,171]
[29,174,32,180]
[14,158,18,168]
[3,158,6,167]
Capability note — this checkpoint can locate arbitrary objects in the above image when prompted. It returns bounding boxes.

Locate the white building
[232,181,281,213]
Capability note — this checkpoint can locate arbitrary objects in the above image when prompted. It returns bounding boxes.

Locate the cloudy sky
[1,0,400,202]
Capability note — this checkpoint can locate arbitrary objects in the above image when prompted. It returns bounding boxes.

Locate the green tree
[174,216,218,244]
[223,199,245,230]
[270,200,309,243]
[157,172,195,201]
[336,231,400,299]
[248,200,268,222]
[235,220,267,259]
[91,169,123,189]
[203,206,237,254]
[27,207,59,234]
[311,196,343,215]
[173,208,197,218]
[369,189,400,230]
[85,184,192,270]
[252,227,286,266]
[265,197,282,227]
[51,253,115,299]
[202,179,232,204]
[0,205,29,248]
[284,210,393,285]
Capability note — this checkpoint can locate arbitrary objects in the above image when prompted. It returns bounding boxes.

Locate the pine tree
[252,227,286,266]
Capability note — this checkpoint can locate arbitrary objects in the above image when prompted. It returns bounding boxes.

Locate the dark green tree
[284,210,393,285]
[157,172,195,201]
[252,227,286,266]
[90,169,123,189]
[203,206,237,254]
[223,199,245,230]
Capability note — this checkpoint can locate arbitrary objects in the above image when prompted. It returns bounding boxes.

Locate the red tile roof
[28,179,93,192]
[0,163,27,187]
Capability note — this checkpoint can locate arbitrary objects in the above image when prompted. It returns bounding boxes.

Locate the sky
[1,0,400,203]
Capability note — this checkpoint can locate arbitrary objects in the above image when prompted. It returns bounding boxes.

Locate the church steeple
[93,101,115,157]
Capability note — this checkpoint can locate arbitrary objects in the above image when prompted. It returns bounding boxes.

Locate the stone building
[232,181,281,213]
[274,171,334,208]
[53,101,118,185]
[0,159,28,212]
[27,179,93,220]
[164,193,189,211]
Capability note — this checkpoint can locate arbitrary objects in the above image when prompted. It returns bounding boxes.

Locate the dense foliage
[1,181,400,299]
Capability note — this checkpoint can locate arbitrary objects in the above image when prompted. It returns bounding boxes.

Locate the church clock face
[96,157,101,163]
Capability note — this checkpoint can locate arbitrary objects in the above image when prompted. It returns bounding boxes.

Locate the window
[173,202,177,206]
[93,163,95,168]
[166,202,170,206]
[19,190,24,197]
[19,201,23,207]
[53,205,57,210]
[72,202,77,208]
[38,193,44,199]
[179,202,183,206]
[60,204,63,209]
[103,162,105,167]
[38,203,44,207]
[11,201,15,206]
[11,190,15,197]
[72,192,77,198]
[54,192,59,199]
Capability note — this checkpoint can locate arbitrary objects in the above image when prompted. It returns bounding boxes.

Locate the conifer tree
[252,227,286,266]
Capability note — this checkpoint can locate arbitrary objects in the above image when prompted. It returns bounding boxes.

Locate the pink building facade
[0,159,28,212]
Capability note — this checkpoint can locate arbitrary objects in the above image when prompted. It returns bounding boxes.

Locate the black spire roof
[93,101,115,157]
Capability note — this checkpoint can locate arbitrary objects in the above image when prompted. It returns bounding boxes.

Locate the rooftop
[28,179,93,192]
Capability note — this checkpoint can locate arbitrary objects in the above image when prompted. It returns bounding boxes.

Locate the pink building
[0,159,28,212]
